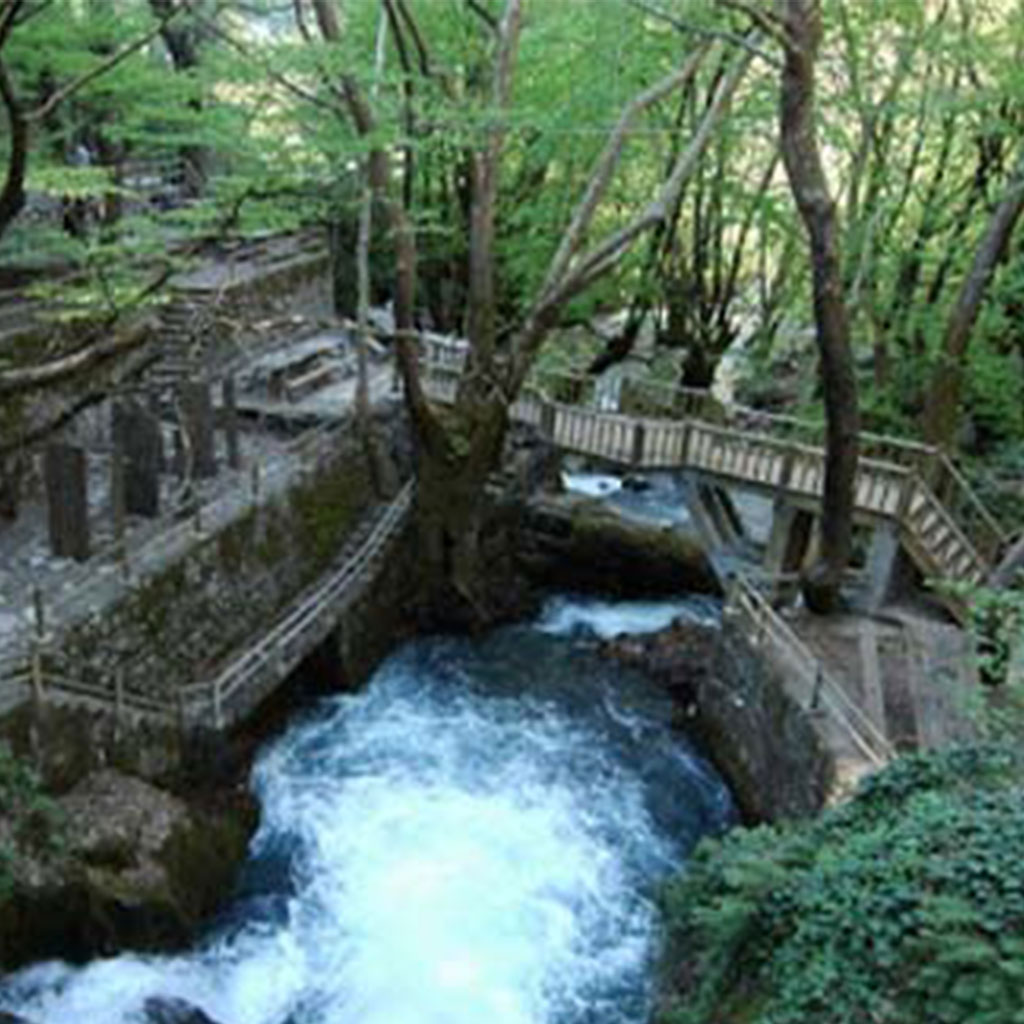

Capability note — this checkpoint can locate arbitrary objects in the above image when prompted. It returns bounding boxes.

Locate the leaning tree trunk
[777,0,859,613]
[923,149,1024,450]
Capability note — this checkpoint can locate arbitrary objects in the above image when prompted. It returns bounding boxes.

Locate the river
[0,596,732,1024]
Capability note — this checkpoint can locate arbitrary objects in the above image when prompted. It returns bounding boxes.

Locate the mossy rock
[0,770,256,970]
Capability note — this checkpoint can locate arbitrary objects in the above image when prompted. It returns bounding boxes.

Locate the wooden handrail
[420,351,1007,585]
[727,575,895,767]
[18,483,415,730]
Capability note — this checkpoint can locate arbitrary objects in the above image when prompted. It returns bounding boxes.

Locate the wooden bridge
[423,347,1010,773]
[422,354,1012,606]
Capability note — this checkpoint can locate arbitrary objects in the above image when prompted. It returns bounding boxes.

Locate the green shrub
[658,746,1024,1024]
[0,743,64,898]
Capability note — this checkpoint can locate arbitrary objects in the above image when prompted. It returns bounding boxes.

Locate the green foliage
[658,746,1024,1024]
[0,743,64,899]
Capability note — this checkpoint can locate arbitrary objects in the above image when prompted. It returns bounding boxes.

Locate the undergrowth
[658,745,1024,1024]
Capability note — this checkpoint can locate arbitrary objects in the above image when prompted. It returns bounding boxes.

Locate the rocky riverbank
[601,618,836,823]
[0,761,255,973]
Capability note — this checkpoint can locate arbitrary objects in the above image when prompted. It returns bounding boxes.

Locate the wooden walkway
[422,359,1010,602]
[422,349,1012,776]
[4,482,414,732]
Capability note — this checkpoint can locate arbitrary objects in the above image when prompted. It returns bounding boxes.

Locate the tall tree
[302,0,752,622]
[754,0,859,612]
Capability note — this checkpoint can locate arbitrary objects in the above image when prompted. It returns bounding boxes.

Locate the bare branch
[628,0,781,68]
[513,42,755,378]
[0,0,27,52]
[465,0,498,34]
[189,2,338,113]
[540,44,710,299]
[0,317,156,397]
[466,0,522,366]
[718,0,793,51]
[395,0,433,77]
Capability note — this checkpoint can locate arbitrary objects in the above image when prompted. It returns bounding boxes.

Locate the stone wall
[45,412,398,710]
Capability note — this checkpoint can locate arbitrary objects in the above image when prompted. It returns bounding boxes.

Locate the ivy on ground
[658,745,1024,1024]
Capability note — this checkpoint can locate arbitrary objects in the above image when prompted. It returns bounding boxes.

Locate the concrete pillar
[864,522,902,612]
[44,442,91,560]
[180,381,217,479]
[110,436,126,541]
[171,427,186,479]
[222,376,241,471]
[112,399,161,517]
[146,392,167,474]
[764,499,815,580]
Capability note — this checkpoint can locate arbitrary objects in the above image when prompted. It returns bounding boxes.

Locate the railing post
[213,682,224,732]
[896,473,916,523]
[29,585,46,702]
[115,668,125,729]
[32,585,45,640]
[251,460,261,501]
[30,647,44,704]
[541,401,556,442]
[176,688,188,738]
[631,421,646,467]
[809,666,824,712]
[778,451,795,492]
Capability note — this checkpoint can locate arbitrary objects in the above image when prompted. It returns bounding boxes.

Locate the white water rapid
[1,599,732,1024]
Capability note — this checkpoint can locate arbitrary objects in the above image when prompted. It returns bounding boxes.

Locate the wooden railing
[181,480,414,729]
[727,575,896,767]
[420,351,1007,594]
[7,483,414,731]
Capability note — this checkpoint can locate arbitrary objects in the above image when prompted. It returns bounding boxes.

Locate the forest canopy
[1,0,1022,611]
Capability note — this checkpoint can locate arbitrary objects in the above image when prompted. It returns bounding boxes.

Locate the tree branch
[0,54,28,239]
[628,0,781,68]
[190,1,338,113]
[511,43,754,381]
[465,0,498,35]
[28,5,182,122]
[718,0,793,51]
[0,0,27,52]
[0,316,156,397]
[540,44,710,299]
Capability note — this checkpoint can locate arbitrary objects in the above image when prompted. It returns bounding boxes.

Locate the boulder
[0,770,255,971]
[602,619,835,823]
[517,494,719,598]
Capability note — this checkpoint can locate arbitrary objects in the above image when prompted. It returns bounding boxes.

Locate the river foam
[1,603,731,1024]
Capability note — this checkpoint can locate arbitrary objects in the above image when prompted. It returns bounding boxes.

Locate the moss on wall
[51,430,377,705]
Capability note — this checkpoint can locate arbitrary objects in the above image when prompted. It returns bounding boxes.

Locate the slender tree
[730,0,859,613]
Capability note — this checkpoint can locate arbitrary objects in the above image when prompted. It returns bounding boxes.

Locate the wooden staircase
[419,354,1014,614]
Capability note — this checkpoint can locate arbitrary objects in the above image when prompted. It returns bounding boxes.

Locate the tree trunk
[0,56,29,244]
[151,0,209,197]
[414,397,511,628]
[777,0,859,613]
[923,149,1024,449]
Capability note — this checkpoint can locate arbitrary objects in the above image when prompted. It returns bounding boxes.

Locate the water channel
[1,596,733,1024]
